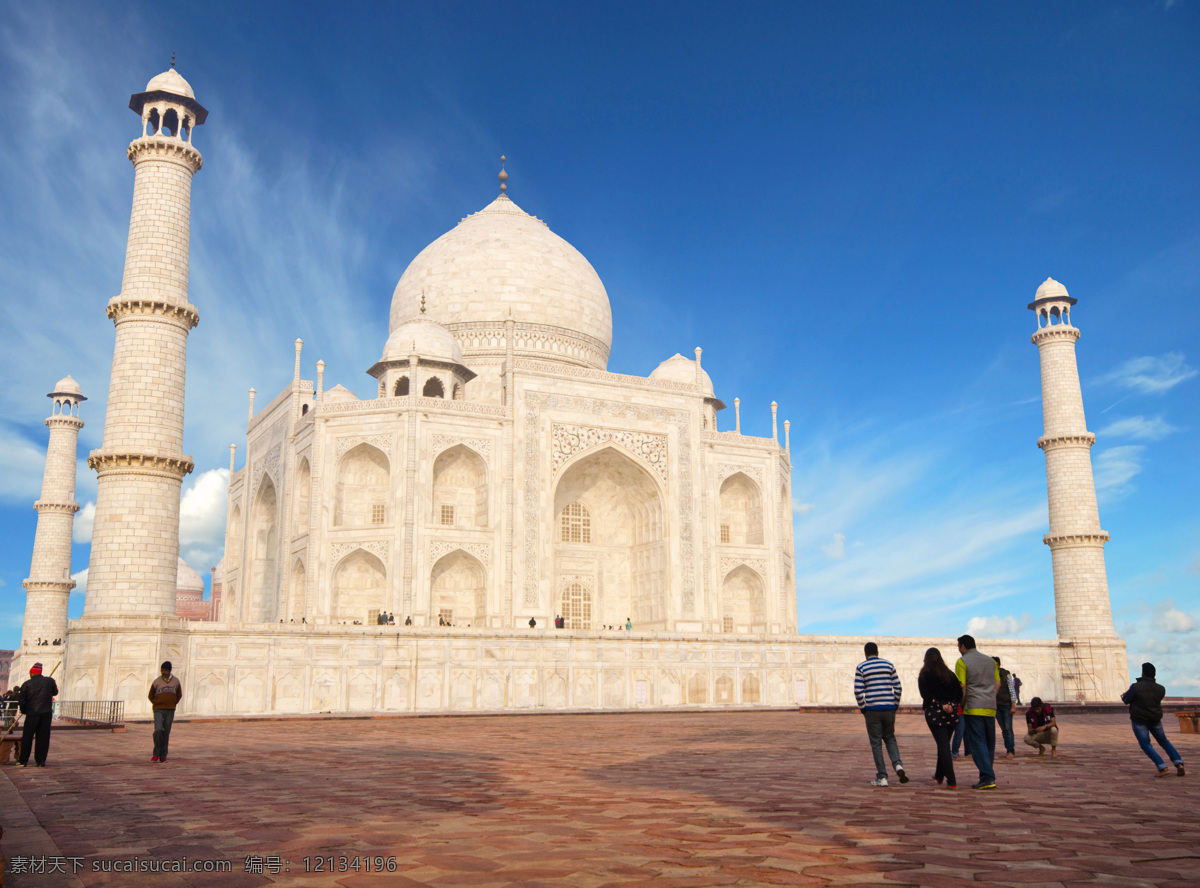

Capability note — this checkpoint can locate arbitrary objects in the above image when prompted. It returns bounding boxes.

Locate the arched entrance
[721,565,765,630]
[553,445,667,628]
[248,477,278,622]
[430,550,486,626]
[332,549,387,624]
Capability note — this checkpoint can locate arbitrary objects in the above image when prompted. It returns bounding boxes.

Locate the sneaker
[870,778,889,787]
[946,784,957,790]
[1004,752,1015,759]
[1157,767,1170,778]
[159,757,167,764]
[896,767,909,784]
[971,781,997,790]
[151,756,159,763]
[1177,763,1186,777]
[934,775,944,785]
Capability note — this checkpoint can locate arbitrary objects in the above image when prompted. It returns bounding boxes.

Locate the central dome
[390,194,612,369]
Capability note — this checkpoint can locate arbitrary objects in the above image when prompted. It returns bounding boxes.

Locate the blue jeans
[863,709,903,781]
[952,712,968,756]
[963,714,996,785]
[153,709,176,759]
[1131,720,1182,771]
[996,707,1016,755]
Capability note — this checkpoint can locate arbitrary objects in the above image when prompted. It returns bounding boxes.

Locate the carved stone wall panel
[334,434,393,462]
[428,541,491,567]
[252,443,282,494]
[431,434,493,465]
[720,557,767,578]
[717,463,764,485]
[330,540,390,567]
[551,423,668,482]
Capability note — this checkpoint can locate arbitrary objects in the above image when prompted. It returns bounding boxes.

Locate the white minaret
[81,64,206,622]
[15,377,86,677]
[1030,277,1125,699]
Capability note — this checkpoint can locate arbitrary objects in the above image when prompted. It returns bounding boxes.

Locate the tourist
[954,634,999,790]
[528,617,537,628]
[1120,663,1184,778]
[148,660,182,763]
[404,615,412,626]
[555,614,564,629]
[993,656,1017,759]
[1023,697,1058,756]
[853,642,907,787]
[1013,674,1023,705]
[626,618,632,631]
[917,647,959,789]
[16,662,58,768]
[388,613,395,625]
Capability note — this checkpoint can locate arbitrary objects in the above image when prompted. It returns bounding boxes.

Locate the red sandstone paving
[0,712,1196,887]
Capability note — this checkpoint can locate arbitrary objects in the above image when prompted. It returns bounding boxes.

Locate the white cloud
[1155,601,1197,634]
[1099,353,1197,395]
[793,499,815,515]
[966,613,1032,637]
[822,532,846,559]
[1098,415,1177,442]
[73,501,95,543]
[70,568,87,597]
[0,424,47,503]
[179,468,229,549]
[1093,445,1144,494]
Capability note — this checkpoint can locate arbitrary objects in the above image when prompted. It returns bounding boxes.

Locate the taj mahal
[13,66,1129,716]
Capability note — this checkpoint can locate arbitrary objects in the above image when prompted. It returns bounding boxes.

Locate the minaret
[16,377,86,675]
[82,64,206,621]
[1030,277,1123,697]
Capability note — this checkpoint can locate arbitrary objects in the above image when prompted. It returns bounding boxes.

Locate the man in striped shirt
[855,642,908,787]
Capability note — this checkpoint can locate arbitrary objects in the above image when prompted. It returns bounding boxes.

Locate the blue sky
[1,2,1196,687]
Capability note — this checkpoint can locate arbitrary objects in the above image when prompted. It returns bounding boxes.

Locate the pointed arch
[422,377,445,398]
[334,443,390,527]
[720,472,763,545]
[228,502,243,565]
[430,549,486,625]
[288,557,306,622]
[721,564,765,629]
[248,476,279,622]
[332,548,387,623]
[432,444,488,527]
[394,376,409,396]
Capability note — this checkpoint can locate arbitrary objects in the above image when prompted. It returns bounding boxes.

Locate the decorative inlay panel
[720,557,767,577]
[252,443,281,493]
[557,574,594,592]
[429,541,491,567]
[331,540,390,566]
[551,424,668,482]
[431,434,492,464]
[717,463,763,484]
[334,434,393,461]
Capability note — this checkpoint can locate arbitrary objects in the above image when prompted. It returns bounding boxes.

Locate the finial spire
[420,294,426,314]
[499,155,508,194]
[171,52,176,69]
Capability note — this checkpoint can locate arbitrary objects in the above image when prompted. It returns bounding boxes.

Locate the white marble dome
[51,375,83,397]
[1035,277,1069,301]
[175,556,204,594]
[390,194,612,369]
[145,67,195,100]
[649,353,714,395]
[381,316,463,364]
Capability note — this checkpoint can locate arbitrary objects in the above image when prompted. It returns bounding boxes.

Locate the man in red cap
[17,662,58,767]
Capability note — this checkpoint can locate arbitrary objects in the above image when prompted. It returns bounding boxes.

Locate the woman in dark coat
[918,646,960,789]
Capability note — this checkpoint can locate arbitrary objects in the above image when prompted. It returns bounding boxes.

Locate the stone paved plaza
[1,710,1196,887]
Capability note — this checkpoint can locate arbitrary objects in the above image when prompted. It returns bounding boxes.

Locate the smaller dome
[381,317,463,364]
[176,556,204,593]
[649,353,714,396]
[50,375,83,397]
[145,67,195,99]
[212,557,224,584]
[1035,277,1069,301]
[323,384,359,404]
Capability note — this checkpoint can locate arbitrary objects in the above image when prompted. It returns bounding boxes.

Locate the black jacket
[17,674,59,715]
[1121,677,1165,726]
[996,667,1013,707]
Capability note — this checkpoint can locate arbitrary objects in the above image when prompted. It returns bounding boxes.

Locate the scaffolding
[1059,639,1100,702]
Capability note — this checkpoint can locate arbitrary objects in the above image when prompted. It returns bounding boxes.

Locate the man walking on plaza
[148,661,183,763]
[1120,663,1184,778]
[854,642,908,787]
[954,635,999,790]
[993,656,1017,759]
[16,662,58,768]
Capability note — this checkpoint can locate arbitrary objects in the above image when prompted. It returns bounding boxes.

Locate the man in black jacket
[16,662,58,768]
[1120,662,1185,778]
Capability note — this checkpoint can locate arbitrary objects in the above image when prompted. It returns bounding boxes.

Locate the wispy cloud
[1093,445,1145,496]
[967,613,1033,637]
[1099,353,1197,395]
[1098,415,1178,442]
[1118,597,1200,691]
[73,502,95,544]
[179,468,229,574]
[821,532,846,559]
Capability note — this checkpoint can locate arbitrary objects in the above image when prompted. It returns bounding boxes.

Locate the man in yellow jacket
[148,661,182,763]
